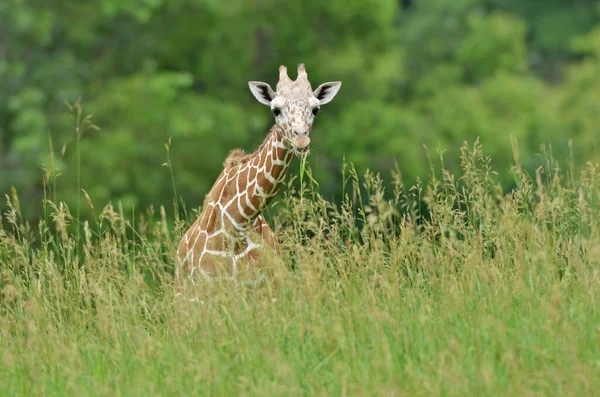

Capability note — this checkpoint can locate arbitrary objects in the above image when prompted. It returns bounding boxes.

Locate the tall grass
[1,138,599,396]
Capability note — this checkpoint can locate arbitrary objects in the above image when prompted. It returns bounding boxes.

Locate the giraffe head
[248,64,341,156]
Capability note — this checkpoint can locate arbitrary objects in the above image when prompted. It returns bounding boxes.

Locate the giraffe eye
[272,108,281,117]
[312,107,320,116]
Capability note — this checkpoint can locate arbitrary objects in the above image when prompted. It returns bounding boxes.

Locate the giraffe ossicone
[176,64,341,289]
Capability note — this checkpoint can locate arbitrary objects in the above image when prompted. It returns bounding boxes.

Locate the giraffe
[176,64,341,290]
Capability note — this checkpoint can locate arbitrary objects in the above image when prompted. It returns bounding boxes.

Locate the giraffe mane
[223,149,247,169]
[223,125,282,170]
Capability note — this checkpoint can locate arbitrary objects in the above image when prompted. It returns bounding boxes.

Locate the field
[1,141,599,396]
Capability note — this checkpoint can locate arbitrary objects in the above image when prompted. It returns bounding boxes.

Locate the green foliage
[457,12,527,79]
[1,0,600,220]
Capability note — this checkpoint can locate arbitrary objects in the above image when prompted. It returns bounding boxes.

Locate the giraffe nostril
[294,130,308,137]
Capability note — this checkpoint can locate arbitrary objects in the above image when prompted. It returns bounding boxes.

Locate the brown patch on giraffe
[248,165,258,182]
[253,216,278,252]
[257,173,274,193]
[270,153,285,178]
[265,153,273,171]
[201,235,229,276]
[223,201,242,224]
[275,145,287,161]
[248,184,262,210]
[233,238,247,256]
[233,195,253,220]
[222,207,252,235]
[283,150,294,165]
[245,248,260,266]
[257,147,265,164]
[200,205,219,232]
[271,164,284,179]
[198,255,217,276]
[209,174,227,201]
[206,233,226,252]
[236,168,247,192]
[187,225,201,251]
[240,193,255,218]
[220,174,238,203]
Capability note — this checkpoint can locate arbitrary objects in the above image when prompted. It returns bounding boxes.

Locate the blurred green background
[2,0,600,221]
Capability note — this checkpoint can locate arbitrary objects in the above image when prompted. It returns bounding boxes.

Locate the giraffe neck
[218,124,294,233]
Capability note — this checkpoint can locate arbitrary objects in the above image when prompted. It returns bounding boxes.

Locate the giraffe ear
[313,82,342,105]
[248,81,276,105]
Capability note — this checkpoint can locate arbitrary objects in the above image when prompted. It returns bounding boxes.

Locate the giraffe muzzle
[292,135,310,150]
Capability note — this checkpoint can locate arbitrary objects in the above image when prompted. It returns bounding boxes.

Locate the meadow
[1,140,599,396]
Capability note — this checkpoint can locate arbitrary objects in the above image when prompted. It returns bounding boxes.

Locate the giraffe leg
[243,215,287,294]
[253,215,278,253]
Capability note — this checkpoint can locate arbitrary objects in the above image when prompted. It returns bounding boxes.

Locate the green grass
[1,140,599,396]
